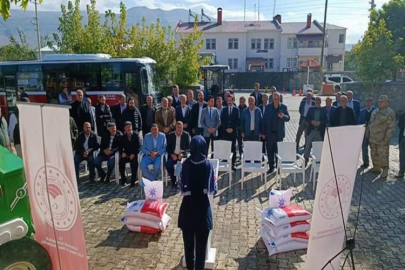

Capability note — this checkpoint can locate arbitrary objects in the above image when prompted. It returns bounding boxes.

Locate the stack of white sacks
[121,178,171,234]
[258,189,312,256]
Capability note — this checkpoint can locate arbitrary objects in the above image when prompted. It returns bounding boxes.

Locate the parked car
[324,74,355,86]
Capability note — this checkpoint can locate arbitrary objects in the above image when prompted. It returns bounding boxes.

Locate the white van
[324,74,355,86]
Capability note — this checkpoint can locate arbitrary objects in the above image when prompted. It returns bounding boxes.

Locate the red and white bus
[0,54,162,119]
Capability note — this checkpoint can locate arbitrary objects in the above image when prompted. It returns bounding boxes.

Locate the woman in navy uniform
[178,135,217,270]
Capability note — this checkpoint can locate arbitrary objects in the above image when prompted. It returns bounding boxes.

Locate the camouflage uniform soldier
[367,95,396,178]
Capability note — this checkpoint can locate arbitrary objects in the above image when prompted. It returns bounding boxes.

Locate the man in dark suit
[221,95,239,170]
[175,94,192,132]
[358,97,376,167]
[190,91,208,136]
[304,97,328,164]
[333,92,342,107]
[94,122,122,183]
[166,121,191,188]
[112,94,127,132]
[396,111,405,178]
[73,122,99,183]
[121,97,142,134]
[70,90,92,133]
[237,96,247,158]
[118,121,141,186]
[330,95,356,127]
[346,90,360,119]
[140,95,156,137]
[215,96,224,140]
[250,82,263,107]
[296,91,315,151]
[269,86,283,103]
[186,90,197,108]
[262,92,290,173]
[240,96,262,141]
[171,85,181,108]
[323,97,336,126]
[95,95,112,137]
[259,93,269,155]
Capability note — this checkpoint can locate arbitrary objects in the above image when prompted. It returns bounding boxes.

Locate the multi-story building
[175,8,346,72]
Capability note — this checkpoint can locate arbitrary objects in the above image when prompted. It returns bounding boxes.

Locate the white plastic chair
[310,141,323,191]
[211,140,233,188]
[138,152,167,185]
[276,142,306,190]
[241,141,268,190]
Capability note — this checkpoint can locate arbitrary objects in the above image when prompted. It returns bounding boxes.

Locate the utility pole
[320,0,328,72]
[31,0,42,60]
[369,0,376,23]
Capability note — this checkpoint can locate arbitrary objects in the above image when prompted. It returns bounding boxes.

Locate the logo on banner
[34,165,78,231]
[319,175,351,219]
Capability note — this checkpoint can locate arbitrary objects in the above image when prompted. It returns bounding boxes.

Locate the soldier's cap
[378,95,389,102]
[124,121,132,127]
[107,122,116,128]
[365,97,373,101]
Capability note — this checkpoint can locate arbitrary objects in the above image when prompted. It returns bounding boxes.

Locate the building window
[228,38,239,49]
[327,62,333,71]
[287,37,298,49]
[228,58,238,69]
[287,58,298,68]
[339,34,345,43]
[264,38,274,50]
[264,58,274,69]
[251,38,261,50]
[206,38,216,50]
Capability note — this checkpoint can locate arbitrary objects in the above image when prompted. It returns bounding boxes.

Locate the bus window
[4,74,17,114]
[17,72,43,92]
[69,63,99,91]
[101,63,121,91]
[124,72,138,107]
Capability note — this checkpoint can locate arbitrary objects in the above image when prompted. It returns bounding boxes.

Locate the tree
[354,18,404,89]
[344,50,357,71]
[174,15,210,87]
[0,0,43,20]
[0,28,36,61]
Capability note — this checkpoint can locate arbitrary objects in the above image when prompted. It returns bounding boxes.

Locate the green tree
[0,0,43,20]
[174,16,210,87]
[344,50,357,71]
[354,18,404,89]
[0,29,36,61]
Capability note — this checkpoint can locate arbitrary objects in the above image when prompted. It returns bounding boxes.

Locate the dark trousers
[222,132,237,166]
[204,134,215,153]
[182,228,210,270]
[266,135,283,169]
[119,156,138,184]
[399,138,405,173]
[74,152,95,181]
[362,137,370,166]
[296,121,308,148]
[95,154,115,180]
[194,127,204,136]
[165,155,178,185]
[244,131,260,141]
[261,138,267,154]
[237,129,243,156]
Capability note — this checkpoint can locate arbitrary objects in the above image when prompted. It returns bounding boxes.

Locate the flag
[18,103,88,270]
[305,126,365,270]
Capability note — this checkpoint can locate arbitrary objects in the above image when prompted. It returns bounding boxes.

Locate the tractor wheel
[0,237,52,270]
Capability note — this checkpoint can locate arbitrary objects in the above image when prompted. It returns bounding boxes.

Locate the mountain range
[0,6,203,47]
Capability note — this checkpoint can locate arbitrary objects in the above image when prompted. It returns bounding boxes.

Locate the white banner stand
[181,159,218,269]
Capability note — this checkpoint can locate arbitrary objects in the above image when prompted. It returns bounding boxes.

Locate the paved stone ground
[78,94,405,270]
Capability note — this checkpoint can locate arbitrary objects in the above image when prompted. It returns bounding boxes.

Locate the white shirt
[347,100,354,109]
[217,107,222,118]
[250,108,255,130]
[181,105,187,118]
[304,101,313,117]
[262,103,267,114]
[8,113,17,143]
[108,135,114,150]
[120,104,126,113]
[84,134,90,150]
[198,104,203,128]
[152,135,157,148]
[174,133,181,155]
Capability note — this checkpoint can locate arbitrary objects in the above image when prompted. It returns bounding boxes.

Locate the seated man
[165,121,191,188]
[95,122,122,183]
[74,122,99,183]
[118,121,141,186]
[141,124,167,181]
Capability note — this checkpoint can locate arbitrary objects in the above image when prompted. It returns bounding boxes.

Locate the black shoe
[119,178,126,186]
[130,182,135,187]
[361,163,369,168]
[267,168,275,174]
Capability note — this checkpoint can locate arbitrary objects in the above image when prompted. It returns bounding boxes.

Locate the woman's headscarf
[189,135,207,164]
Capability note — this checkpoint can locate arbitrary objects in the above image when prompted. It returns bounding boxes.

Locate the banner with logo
[305,125,365,270]
[18,104,88,270]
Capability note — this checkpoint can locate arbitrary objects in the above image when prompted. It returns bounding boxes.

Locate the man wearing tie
[175,94,191,132]
[250,82,263,107]
[200,96,221,153]
[221,95,239,170]
[259,94,269,155]
[190,91,207,136]
[118,121,141,186]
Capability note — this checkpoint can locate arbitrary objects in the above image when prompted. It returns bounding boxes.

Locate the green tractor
[0,146,52,270]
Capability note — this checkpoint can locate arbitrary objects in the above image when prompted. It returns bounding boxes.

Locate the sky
[17,0,391,44]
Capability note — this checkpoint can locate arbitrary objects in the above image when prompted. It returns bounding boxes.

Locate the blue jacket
[141,132,167,157]
[200,107,221,137]
[323,106,336,126]
[221,105,239,137]
[357,106,376,125]
[349,100,361,118]
[299,99,315,124]
[240,107,262,137]
[262,103,290,140]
